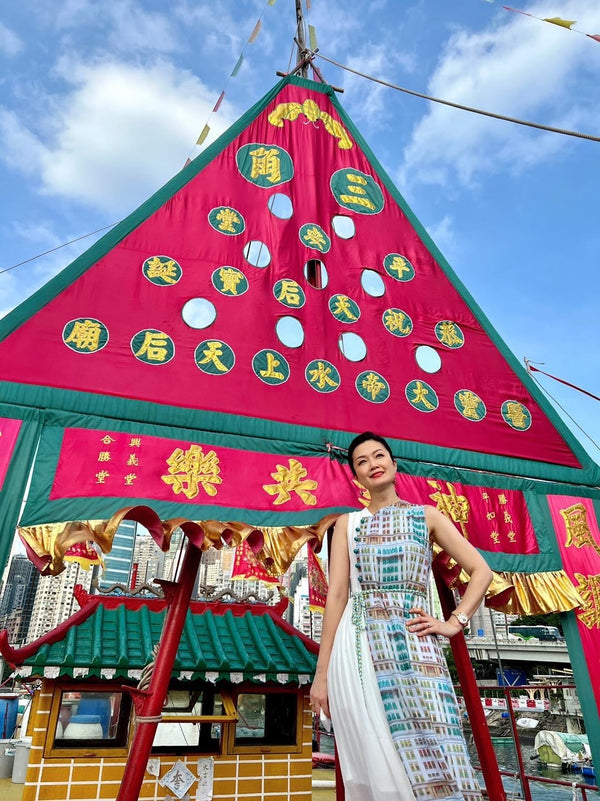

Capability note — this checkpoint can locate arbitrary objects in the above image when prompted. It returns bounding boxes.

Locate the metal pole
[295,0,308,77]
[488,610,533,801]
[434,573,507,801]
[116,540,202,801]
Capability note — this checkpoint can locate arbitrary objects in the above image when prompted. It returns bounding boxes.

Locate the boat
[534,730,592,771]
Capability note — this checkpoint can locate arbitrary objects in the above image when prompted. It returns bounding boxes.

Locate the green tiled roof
[12,597,318,684]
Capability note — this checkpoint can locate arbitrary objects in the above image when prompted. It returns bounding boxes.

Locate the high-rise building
[28,561,94,641]
[0,554,40,644]
[98,520,138,592]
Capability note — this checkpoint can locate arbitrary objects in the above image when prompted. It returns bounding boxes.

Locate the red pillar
[434,571,507,801]
[117,541,202,801]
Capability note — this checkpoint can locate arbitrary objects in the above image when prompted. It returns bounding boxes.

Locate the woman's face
[351,439,396,490]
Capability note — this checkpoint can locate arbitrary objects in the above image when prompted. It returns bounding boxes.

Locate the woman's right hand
[309,674,330,719]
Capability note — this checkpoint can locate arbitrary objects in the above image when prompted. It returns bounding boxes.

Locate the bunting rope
[489,3,600,43]
[524,359,600,452]
[315,52,600,143]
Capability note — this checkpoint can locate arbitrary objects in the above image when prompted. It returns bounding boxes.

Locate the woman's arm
[407,505,493,639]
[309,514,350,718]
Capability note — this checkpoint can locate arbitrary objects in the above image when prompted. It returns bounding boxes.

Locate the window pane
[55,690,130,747]
[235,693,297,746]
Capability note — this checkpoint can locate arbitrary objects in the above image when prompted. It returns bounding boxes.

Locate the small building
[0,586,318,801]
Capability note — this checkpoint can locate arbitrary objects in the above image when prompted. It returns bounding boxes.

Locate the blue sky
[1,0,600,462]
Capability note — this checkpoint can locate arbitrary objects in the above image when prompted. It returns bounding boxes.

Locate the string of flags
[191,0,279,156]
[481,1,600,42]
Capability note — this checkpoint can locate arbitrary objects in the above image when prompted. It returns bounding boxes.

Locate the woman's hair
[347,431,393,476]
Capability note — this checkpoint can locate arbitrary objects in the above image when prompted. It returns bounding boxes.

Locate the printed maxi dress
[328,504,483,801]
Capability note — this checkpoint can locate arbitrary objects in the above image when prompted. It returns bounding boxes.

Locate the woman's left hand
[407,607,463,638]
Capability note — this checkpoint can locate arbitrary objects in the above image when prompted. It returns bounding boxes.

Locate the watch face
[456,612,468,625]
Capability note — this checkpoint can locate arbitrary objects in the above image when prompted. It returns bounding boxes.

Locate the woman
[310,432,493,801]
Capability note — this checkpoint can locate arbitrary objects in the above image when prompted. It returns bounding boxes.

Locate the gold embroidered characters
[63,318,109,353]
[252,349,290,385]
[299,223,331,253]
[573,573,600,629]
[331,168,384,215]
[305,359,340,394]
[383,254,415,283]
[428,480,470,539]
[383,308,413,338]
[131,329,175,365]
[435,320,464,349]
[501,400,532,431]
[561,503,600,555]
[142,255,182,286]
[195,340,235,375]
[406,380,439,413]
[356,370,390,404]
[268,99,353,149]
[208,206,246,236]
[162,445,222,499]
[263,458,318,506]
[212,267,249,297]
[329,294,360,323]
[273,278,306,308]
[454,390,486,422]
[237,143,294,188]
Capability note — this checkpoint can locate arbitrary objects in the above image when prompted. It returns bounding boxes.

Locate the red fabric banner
[230,539,280,585]
[547,495,600,714]
[0,417,22,490]
[307,543,328,612]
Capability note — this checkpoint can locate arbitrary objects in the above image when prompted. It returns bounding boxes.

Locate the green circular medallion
[435,320,465,349]
[405,379,439,413]
[236,143,294,188]
[195,339,235,375]
[330,168,384,215]
[211,267,249,297]
[273,278,306,309]
[299,223,331,253]
[382,308,413,338]
[305,359,341,394]
[63,318,109,354]
[383,253,415,282]
[131,329,175,365]
[454,390,486,422]
[142,255,182,286]
[329,294,360,324]
[208,206,246,236]
[501,400,532,431]
[356,370,390,403]
[252,349,290,385]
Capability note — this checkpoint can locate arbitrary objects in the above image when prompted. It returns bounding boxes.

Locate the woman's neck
[367,488,401,514]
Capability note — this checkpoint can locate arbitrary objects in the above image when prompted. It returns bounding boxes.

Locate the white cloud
[400,0,600,188]
[0,59,237,215]
[0,22,23,57]
[424,214,456,260]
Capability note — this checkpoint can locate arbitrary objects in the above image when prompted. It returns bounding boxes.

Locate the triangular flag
[231,539,280,585]
[308,24,318,52]
[543,17,575,29]
[231,54,244,76]
[267,0,277,5]
[212,91,225,113]
[248,19,262,44]
[587,33,600,42]
[196,124,210,146]
[307,543,328,613]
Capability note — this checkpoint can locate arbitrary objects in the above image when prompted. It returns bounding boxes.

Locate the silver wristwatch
[451,611,469,627]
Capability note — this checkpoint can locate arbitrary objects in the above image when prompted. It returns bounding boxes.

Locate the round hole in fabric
[361,269,385,297]
[268,193,293,219]
[243,240,271,268]
[182,298,217,329]
[415,345,442,373]
[339,332,367,362]
[332,215,355,239]
[276,316,305,348]
[304,259,329,289]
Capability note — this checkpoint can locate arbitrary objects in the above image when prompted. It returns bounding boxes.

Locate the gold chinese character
[507,531,517,542]
[340,173,375,210]
[574,573,600,629]
[410,381,435,410]
[504,511,513,524]
[561,503,600,555]
[145,256,179,284]
[437,321,463,347]
[276,280,301,306]
[215,208,241,233]
[129,438,142,447]
[134,331,170,362]
[383,310,411,335]
[197,341,229,372]
[457,391,482,420]
[64,319,102,351]
[249,146,282,184]
[332,295,357,321]
[260,352,285,380]
[101,435,115,444]
[95,470,110,484]
[498,493,508,505]
[386,256,411,280]
[124,473,137,485]
[504,402,528,429]
[302,226,328,251]
[482,491,490,501]
[263,459,318,506]
[427,480,470,539]
[219,267,244,295]
[361,372,385,401]
[97,451,111,462]
[308,361,339,390]
[127,454,139,466]
[161,445,221,500]
[490,531,500,544]
[352,479,371,508]
[486,511,496,520]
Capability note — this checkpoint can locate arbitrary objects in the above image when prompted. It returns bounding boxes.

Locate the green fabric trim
[562,612,600,770]
[0,405,41,572]
[2,380,598,486]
